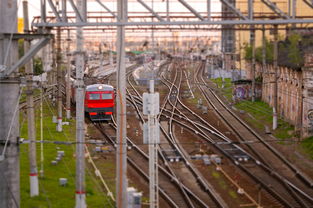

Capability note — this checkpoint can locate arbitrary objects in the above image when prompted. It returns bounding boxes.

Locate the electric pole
[116,0,128,207]
[0,0,20,207]
[262,25,266,73]
[143,80,160,208]
[66,30,71,120]
[23,0,39,197]
[56,27,63,132]
[273,25,278,130]
[249,0,256,102]
[75,0,87,207]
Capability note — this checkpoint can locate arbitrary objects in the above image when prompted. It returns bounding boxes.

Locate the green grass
[234,100,295,139]
[210,78,233,101]
[209,78,296,140]
[301,137,313,159]
[20,102,114,207]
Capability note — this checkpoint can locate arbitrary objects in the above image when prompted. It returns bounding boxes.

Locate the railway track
[127,60,313,207]
[126,61,227,207]
[86,59,312,207]
[86,63,210,207]
[192,61,313,207]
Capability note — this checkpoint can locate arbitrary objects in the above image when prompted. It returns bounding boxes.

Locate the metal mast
[273,25,278,130]
[249,0,256,102]
[56,26,63,132]
[66,29,71,120]
[143,80,160,208]
[23,0,39,197]
[75,0,86,207]
[116,0,128,207]
[0,0,20,207]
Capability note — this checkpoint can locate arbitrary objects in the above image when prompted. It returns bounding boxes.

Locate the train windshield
[101,93,113,100]
[89,93,101,100]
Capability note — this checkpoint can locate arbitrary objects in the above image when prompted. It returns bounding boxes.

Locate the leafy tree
[244,38,273,64]
[33,57,43,75]
[244,33,313,70]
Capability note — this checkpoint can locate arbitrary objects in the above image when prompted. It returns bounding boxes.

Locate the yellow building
[18,18,23,33]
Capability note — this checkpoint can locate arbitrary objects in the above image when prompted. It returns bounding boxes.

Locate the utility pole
[23,0,39,197]
[249,0,256,102]
[0,0,20,207]
[66,30,71,120]
[207,0,211,21]
[56,27,63,132]
[262,26,266,74]
[116,0,128,207]
[273,25,278,130]
[75,0,86,207]
[52,37,57,104]
[143,80,160,208]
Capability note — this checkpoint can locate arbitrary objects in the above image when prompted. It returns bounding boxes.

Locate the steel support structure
[116,0,128,207]
[177,0,204,21]
[220,0,248,20]
[261,0,290,19]
[137,0,164,22]
[33,19,313,27]
[303,0,313,9]
[0,0,20,207]
[23,0,39,197]
[95,0,117,18]
[75,0,86,207]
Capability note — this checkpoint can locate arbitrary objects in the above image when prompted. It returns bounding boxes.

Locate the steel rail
[194,61,313,207]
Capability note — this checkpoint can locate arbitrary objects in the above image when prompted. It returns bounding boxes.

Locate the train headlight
[98,85,103,90]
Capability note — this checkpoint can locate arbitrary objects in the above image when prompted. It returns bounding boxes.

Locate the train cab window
[101,93,113,99]
[89,93,101,100]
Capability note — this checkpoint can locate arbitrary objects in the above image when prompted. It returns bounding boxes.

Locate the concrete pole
[0,0,20,207]
[109,42,113,66]
[273,25,278,130]
[23,0,39,197]
[66,30,71,120]
[40,87,44,177]
[166,0,170,21]
[75,0,86,207]
[249,0,256,102]
[52,37,57,104]
[116,0,128,207]
[292,0,296,19]
[207,0,211,21]
[148,80,159,208]
[262,26,266,73]
[56,27,63,132]
[41,0,46,23]
[62,0,67,22]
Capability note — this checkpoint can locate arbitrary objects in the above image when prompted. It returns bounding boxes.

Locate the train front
[85,84,114,121]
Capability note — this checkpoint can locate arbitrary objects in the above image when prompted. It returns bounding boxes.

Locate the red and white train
[72,83,115,121]
[85,84,114,121]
